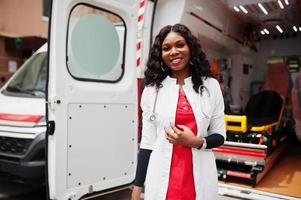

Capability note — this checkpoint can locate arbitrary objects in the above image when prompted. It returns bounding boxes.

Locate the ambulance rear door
[47,0,140,199]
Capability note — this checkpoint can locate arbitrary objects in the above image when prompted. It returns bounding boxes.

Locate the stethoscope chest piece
[149,114,156,121]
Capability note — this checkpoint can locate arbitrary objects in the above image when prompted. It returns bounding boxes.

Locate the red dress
[166,90,197,200]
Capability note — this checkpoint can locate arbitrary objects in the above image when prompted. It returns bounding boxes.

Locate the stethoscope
[149,87,160,121]
[198,84,210,97]
[149,85,211,122]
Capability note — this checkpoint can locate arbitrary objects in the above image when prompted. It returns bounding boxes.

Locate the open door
[47,0,139,199]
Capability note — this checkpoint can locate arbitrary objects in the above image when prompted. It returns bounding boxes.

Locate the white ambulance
[1,0,300,199]
[0,44,47,181]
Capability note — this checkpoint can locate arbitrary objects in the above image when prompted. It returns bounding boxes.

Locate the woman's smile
[170,57,184,65]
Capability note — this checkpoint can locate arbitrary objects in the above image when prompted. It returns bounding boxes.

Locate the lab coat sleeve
[207,79,226,139]
[140,86,157,150]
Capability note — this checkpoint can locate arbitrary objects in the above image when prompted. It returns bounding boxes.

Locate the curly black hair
[144,23,212,93]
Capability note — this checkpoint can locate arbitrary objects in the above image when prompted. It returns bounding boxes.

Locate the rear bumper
[0,132,45,180]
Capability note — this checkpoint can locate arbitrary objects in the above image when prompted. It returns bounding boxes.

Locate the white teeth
[171,58,181,64]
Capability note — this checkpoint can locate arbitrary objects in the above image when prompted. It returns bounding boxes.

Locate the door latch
[47,121,55,136]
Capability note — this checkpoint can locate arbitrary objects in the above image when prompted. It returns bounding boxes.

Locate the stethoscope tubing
[148,85,210,122]
[149,87,160,121]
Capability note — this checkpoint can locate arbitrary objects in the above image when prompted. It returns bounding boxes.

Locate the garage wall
[229,54,254,109]
[0,0,48,38]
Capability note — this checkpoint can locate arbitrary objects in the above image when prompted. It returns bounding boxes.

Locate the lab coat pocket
[193,94,213,137]
[199,91,212,119]
[197,116,211,137]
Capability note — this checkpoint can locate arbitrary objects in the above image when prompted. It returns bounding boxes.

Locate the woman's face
[161,31,190,76]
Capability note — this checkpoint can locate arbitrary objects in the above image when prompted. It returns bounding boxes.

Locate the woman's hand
[131,186,142,200]
[165,123,203,148]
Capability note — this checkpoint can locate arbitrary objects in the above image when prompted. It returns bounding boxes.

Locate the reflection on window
[5,52,47,97]
[67,4,125,82]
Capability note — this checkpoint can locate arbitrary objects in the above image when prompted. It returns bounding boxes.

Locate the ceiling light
[284,0,289,5]
[264,29,269,34]
[299,27,301,31]
[260,30,265,35]
[258,3,268,15]
[233,6,240,12]
[276,25,283,33]
[239,5,248,14]
[293,26,297,32]
[278,0,284,9]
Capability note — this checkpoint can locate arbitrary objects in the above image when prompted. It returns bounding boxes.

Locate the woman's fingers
[177,124,195,136]
[131,186,142,200]
[165,128,176,139]
[166,124,197,147]
[177,124,188,132]
[165,123,196,146]
[170,123,182,134]
[165,127,178,144]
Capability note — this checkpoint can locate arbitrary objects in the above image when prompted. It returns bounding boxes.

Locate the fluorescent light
[284,0,289,5]
[293,26,297,32]
[278,0,284,9]
[239,5,248,14]
[264,29,269,34]
[258,3,268,15]
[233,6,240,12]
[299,27,301,31]
[260,30,265,35]
[276,25,283,33]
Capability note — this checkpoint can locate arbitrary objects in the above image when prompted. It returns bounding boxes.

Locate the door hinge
[46,96,61,110]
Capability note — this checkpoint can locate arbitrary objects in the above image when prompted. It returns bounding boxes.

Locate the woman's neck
[172,70,190,85]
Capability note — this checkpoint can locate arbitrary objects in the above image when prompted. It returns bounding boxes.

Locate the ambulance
[0,0,300,199]
[0,44,47,181]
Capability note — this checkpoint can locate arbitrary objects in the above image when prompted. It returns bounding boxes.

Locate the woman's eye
[162,47,170,51]
[177,43,185,48]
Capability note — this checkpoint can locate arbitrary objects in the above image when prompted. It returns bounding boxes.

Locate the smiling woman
[131,24,226,200]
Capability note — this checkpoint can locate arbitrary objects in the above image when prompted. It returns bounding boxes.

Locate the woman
[131,24,226,200]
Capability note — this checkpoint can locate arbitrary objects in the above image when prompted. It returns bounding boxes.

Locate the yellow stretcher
[214,90,290,186]
[225,90,285,134]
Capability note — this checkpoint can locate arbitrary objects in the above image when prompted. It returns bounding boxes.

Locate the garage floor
[219,141,301,198]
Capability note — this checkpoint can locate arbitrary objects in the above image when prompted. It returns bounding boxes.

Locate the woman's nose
[170,47,179,55]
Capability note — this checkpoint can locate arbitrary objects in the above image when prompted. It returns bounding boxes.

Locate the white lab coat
[140,76,226,200]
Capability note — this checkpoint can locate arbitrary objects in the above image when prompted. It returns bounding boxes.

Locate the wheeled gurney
[213,90,288,186]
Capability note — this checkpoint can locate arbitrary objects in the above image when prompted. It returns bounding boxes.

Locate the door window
[67,4,125,82]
